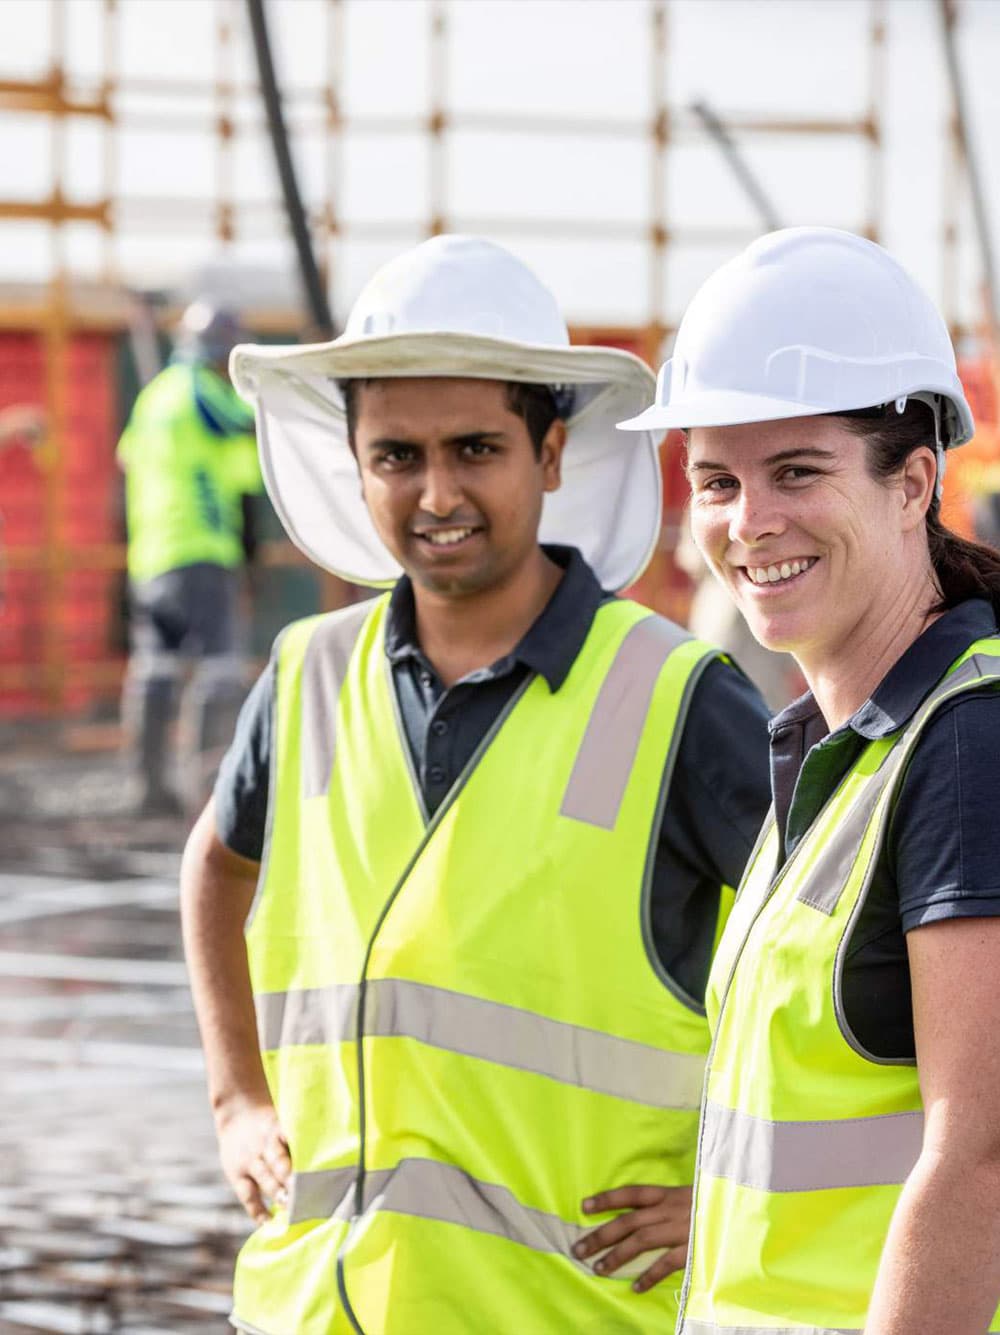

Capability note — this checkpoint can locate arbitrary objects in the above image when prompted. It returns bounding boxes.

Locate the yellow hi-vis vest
[232,593,725,1335]
[677,637,1000,1335]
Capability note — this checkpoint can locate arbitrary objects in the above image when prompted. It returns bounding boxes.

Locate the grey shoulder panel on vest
[560,613,696,831]
[300,599,379,801]
[798,653,1000,917]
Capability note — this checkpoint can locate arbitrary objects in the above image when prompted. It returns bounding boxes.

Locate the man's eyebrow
[364,435,421,452]
[446,430,506,446]
[688,446,837,473]
[363,429,507,451]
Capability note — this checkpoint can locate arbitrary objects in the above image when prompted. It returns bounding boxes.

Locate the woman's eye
[700,476,738,494]
[781,466,817,483]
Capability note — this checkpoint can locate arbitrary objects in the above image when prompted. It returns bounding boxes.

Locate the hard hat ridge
[619,226,974,448]
[344,234,571,348]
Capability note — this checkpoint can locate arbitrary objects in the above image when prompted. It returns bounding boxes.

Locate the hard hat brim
[618,389,843,434]
[231,330,651,395]
[619,384,976,449]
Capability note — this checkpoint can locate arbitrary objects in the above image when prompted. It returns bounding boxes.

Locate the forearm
[865,1149,1000,1333]
[180,800,270,1119]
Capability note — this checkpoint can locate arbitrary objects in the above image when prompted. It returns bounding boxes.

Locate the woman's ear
[900,445,937,531]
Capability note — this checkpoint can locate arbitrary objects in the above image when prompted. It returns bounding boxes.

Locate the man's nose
[419,459,464,517]
[728,485,786,547]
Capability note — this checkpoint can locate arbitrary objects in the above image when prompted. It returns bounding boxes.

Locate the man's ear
[541,418,567,493]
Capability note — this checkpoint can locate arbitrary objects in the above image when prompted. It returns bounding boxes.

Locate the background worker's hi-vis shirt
[118,364,260,582]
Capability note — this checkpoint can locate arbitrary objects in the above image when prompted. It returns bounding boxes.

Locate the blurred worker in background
[622,227,1000,1332]
[180,235,770,1334]
[0,404,46,614]
[118,301,263,817]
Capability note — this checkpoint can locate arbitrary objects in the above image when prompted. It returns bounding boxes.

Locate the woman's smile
[740,556,820,590]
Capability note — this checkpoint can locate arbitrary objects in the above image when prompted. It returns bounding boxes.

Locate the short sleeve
[665,656,773,888]
[648,657,772,1003]
[891,690,1000,932]
[213,661,275,860]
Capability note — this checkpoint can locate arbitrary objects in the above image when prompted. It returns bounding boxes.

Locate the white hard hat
[231,235,660,591]
[619,227,974,448]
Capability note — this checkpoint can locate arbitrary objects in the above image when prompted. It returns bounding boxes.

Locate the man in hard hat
[118,301,263,816]
[180,235,770,1334]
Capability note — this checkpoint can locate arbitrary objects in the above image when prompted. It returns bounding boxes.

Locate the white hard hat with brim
[618,227,974,448]
[230,236,661,592]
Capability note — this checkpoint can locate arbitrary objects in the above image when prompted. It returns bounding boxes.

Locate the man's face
[353,377,565,598]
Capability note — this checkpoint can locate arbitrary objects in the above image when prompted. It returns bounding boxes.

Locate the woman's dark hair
[841,400,1000,616]
[338,379,562,458]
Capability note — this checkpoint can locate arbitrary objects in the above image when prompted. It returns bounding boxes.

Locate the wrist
[210,1084,272,1128]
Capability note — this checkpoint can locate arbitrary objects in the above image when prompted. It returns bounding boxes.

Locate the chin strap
[935,440,947,503]
[895,393,947,503]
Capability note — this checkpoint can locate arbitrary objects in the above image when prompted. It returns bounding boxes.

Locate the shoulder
[891,685,1000,930]
[603,600,714,663]
[899,683,1000,797]
[134,365,193,415]
[273,597,383,665]
[676,655,771,785]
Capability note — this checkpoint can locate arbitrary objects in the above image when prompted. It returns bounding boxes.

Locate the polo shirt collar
[383,544,606,693]
[768,598,999,744]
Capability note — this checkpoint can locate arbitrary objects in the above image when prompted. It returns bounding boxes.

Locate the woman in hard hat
[617,227,1000,1332]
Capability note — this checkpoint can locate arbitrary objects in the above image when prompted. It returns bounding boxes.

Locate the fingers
[590,1223,686,1278]
[233,1171,270,1226]
[217,1105,293,1225]
[253,1151,289,1207]
[574,1208,656,1261]
[575,1185,691,1262]
[583,1185,680,1214]
[633,1244,689,1294]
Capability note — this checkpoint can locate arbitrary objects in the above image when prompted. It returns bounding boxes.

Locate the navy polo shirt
[215,546,772,1006]
[768,598,1000,1059]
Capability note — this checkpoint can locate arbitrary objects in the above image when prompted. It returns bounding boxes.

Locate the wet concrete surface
[0,727,248,1331]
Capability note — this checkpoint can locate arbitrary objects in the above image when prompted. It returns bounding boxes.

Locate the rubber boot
[121,668,182,816]
[177,655,247,819]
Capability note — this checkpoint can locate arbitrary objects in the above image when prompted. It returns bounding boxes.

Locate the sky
[0,0,998,344]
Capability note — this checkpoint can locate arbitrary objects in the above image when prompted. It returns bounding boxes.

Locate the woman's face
[687,415,927,668]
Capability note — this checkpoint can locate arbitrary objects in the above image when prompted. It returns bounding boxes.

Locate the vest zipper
[676,769,866,1325]
[336,673,537,1333]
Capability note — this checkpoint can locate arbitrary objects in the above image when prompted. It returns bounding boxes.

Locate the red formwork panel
[0,331,121,717]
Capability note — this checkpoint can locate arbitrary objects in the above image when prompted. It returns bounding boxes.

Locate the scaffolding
[1,0,993,715]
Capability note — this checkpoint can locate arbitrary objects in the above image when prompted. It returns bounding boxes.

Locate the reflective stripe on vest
[288,1157,615,1249]
[699,1101,924,1193]
[236,595,723,1335]
[560,614,691,828]
[256,975,706,1136]
[682,1322,860,1335]
[678,639,1000,1334]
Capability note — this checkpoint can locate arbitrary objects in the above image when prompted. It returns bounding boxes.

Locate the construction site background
[0,1,998,1330]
